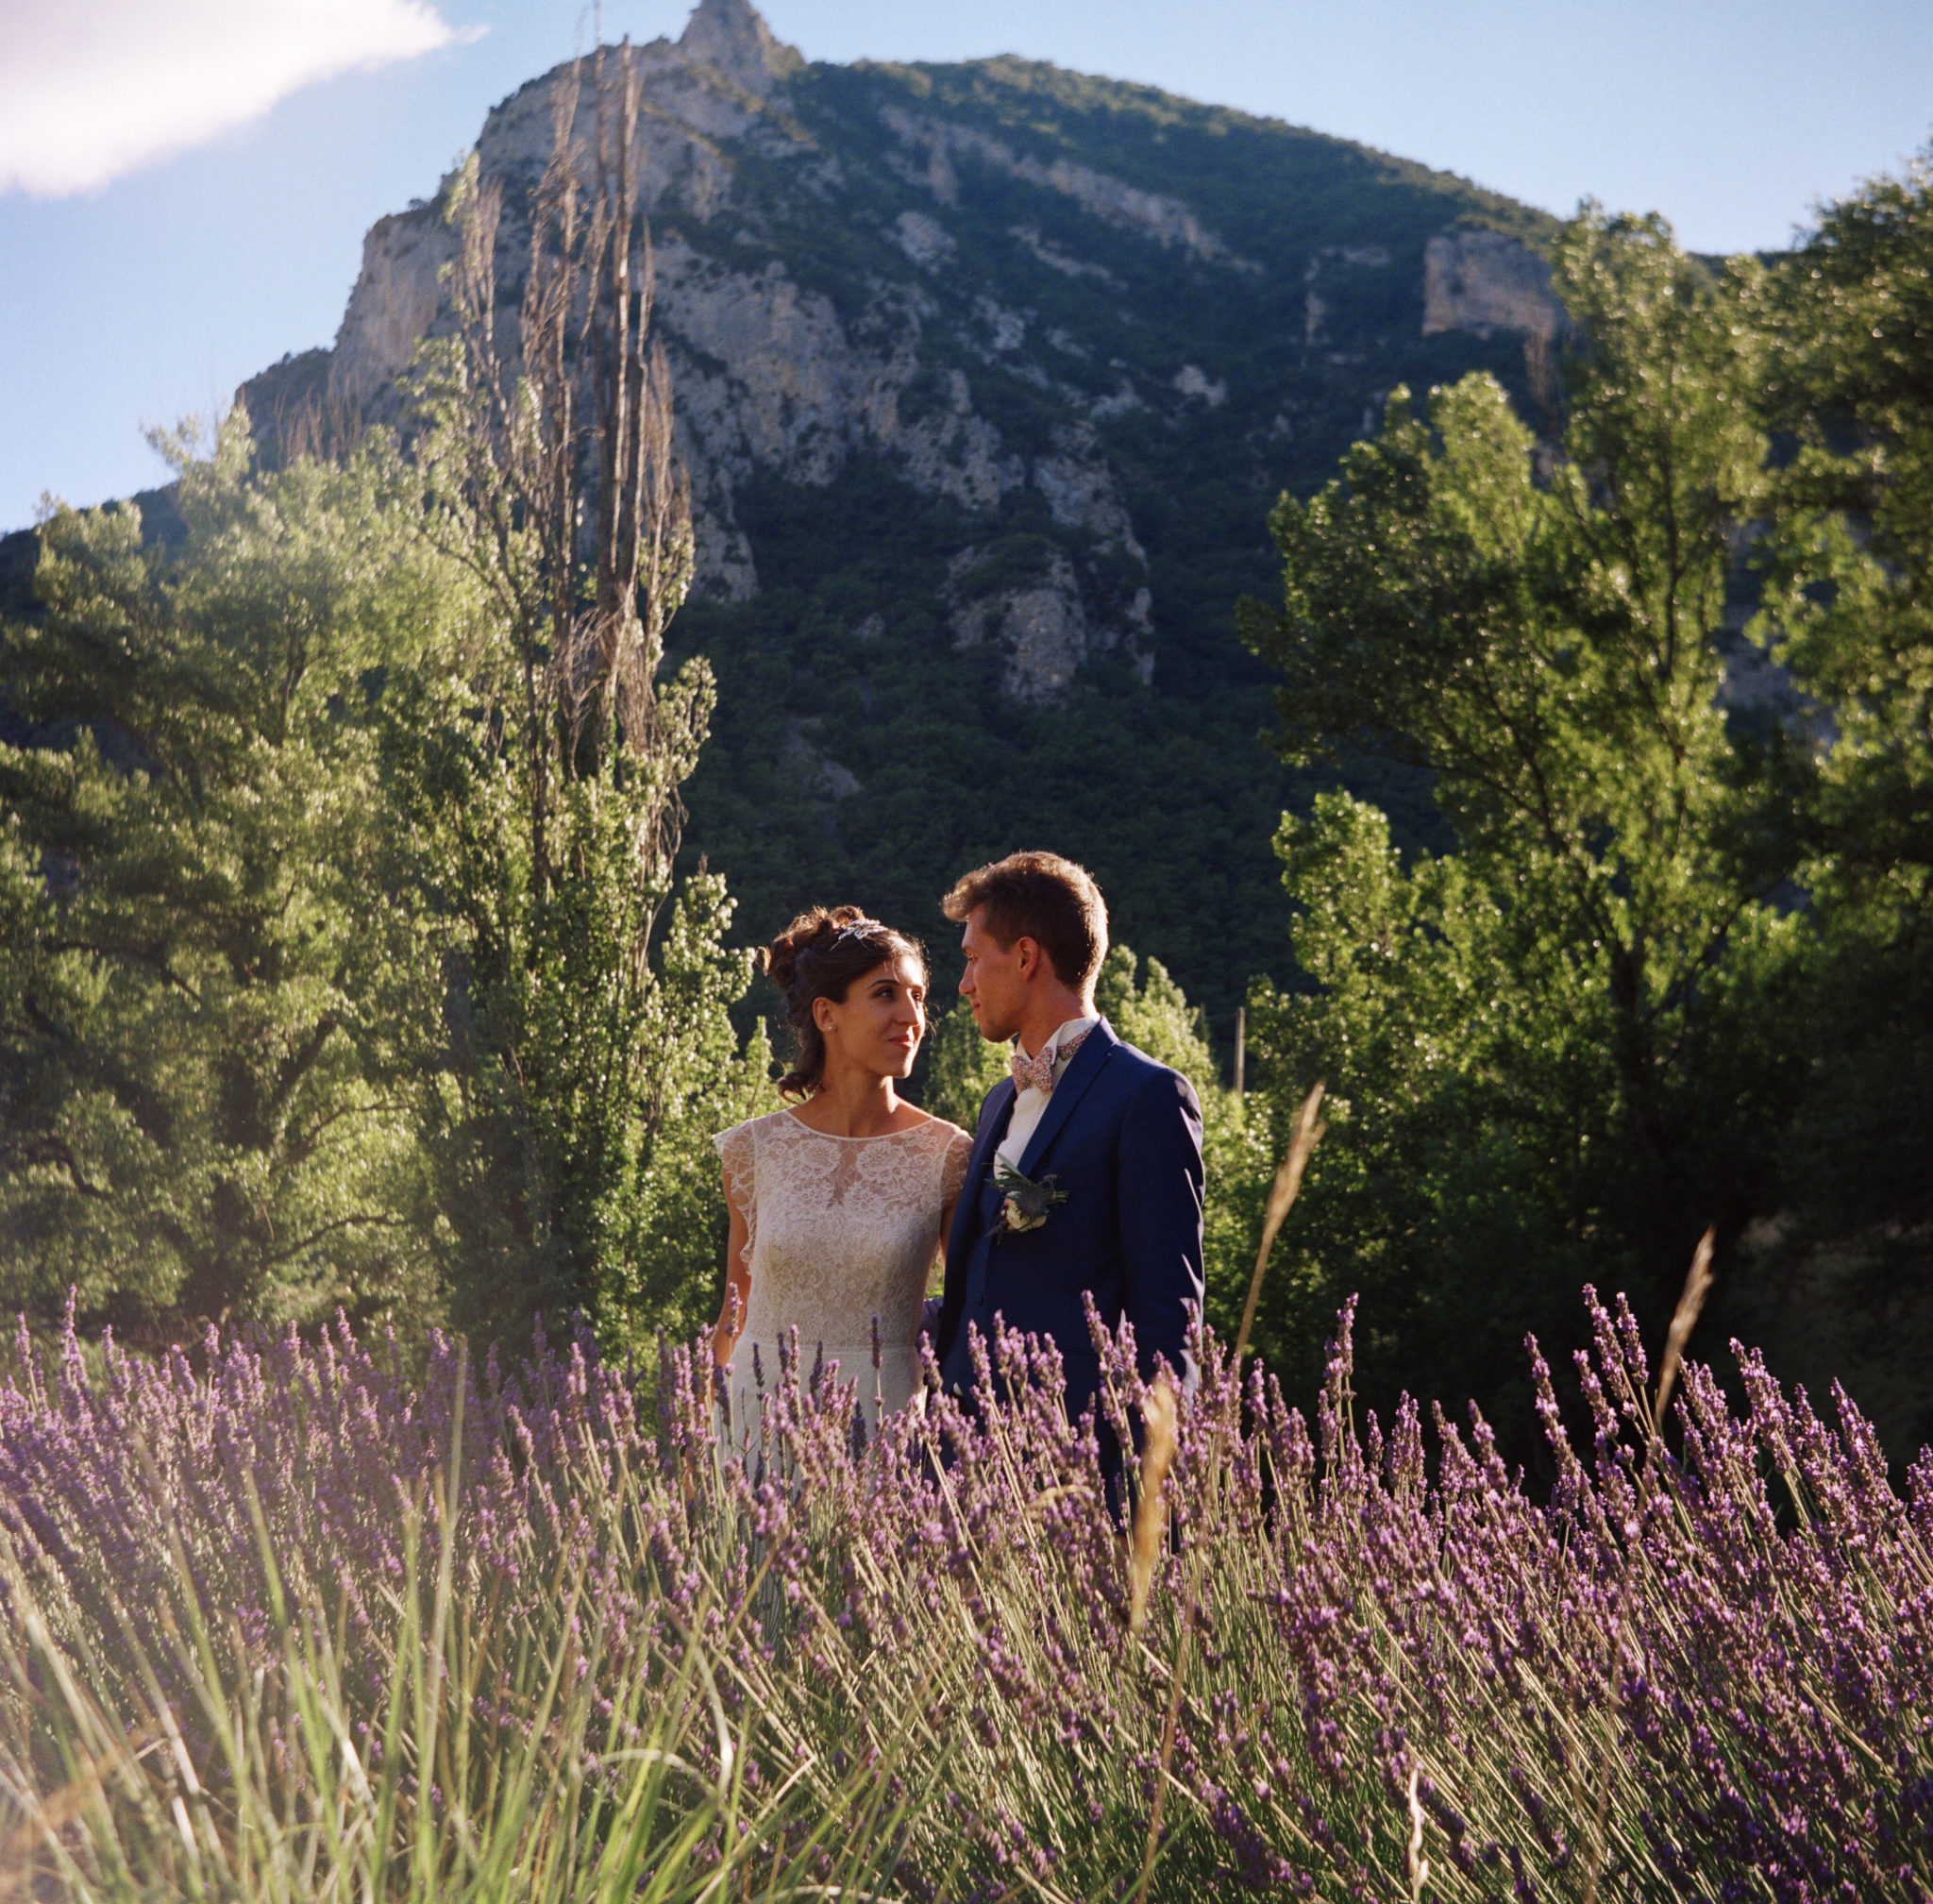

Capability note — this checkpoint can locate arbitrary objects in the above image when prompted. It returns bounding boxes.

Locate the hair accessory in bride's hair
[831,918,884,946]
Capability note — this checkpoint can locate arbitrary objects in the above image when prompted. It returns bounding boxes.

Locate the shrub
[1,1289,1927,1899]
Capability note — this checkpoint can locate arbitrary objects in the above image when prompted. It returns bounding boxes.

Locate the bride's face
[815,954,929,1082]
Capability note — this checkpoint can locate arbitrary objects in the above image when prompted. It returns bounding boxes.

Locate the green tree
[0,423,462,1326]
[1757,154,1933,1244]
[399,49,771,1353]
[0,57,779,1351]
[1095,944,1277,1342]
[1094,944,1213,1080]
[1236,210,1805,1425]
[919,997,1011,1132]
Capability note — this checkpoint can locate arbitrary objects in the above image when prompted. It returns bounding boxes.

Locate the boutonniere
[992,1157,1067,1239]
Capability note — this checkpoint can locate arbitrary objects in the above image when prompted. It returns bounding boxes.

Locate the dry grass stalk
[1580,1744,1613,1904]
[1654,1224,1716,1429]
[1135,1094,1326,1903]
[1234,1082,1327,1366]
[0,1743,108,1901]
[1128,1373,1179,1641]
[1136,1606,1189,1904]
[1406,1765,1431,1903]
[1129,1370,1188,1904]
[1576,1609,1634,1904]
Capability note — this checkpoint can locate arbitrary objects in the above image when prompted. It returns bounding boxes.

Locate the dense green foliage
[1236,211,1791,1419]
[1755,159,1933,1246]
[0,416,767,1345]
[1235,180,1933,1454]
[0,432,455,1326]
[0,58,786,1349]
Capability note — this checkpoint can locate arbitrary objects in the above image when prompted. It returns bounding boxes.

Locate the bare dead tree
[248,379,367,473]
[428,37,700,913]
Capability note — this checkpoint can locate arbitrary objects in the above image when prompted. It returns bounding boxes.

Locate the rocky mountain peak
[234,33,1576,1018]
[254,30,1570,712]
[676,0,802,96]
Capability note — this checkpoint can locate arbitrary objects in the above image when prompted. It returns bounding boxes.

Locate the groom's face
[958,909,1028,1043]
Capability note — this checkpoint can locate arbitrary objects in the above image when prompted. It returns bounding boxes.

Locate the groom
[933,851,1204,1418]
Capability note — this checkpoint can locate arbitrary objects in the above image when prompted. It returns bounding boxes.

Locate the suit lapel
[1017,1018,1118,1178]
[939,1076,1017,1362]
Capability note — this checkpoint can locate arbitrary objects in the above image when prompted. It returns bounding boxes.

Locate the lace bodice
[714,1109,971,1418]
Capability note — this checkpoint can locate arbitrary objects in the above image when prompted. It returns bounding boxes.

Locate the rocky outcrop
[948,540,1151,702]
[1422,227,1567,343]
[893,210,955,270]
[327,208,453,413]
[653,244,1032,521]
[1303,244,1391,347]
[880,105,1260,274]
[270,0,1156,685]
[238,0,1571,708]
[676,0,802,95]
[234,347,334,465]
[311,1,804,427]
[1033,423,1145,560]
[1171,364,1226,407]
[782,718,862,800]
[1009,225,1117,285]
[950,548,1089,700]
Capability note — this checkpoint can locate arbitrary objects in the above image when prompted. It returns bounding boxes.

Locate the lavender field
[0,1284,1927,1902]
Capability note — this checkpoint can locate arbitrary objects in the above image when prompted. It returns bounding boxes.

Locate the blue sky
[3,0,1929,531]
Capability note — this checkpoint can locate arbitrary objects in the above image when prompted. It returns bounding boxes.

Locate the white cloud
[0,0,467,197]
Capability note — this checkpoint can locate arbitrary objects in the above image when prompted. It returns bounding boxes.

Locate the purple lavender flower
[1,1285,1927,1900]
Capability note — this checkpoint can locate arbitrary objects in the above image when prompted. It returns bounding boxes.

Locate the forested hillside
[239,0,1565,1031]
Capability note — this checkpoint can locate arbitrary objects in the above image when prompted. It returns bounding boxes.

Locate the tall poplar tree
[401,42,769,1351]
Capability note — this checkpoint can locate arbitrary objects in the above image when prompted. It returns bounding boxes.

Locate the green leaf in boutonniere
[992,1157,1068,1239]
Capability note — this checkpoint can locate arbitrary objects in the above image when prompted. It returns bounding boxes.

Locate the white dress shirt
[996,1015,1101,1173]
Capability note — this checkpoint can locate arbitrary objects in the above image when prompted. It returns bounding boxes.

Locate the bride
[712,906,972,1438]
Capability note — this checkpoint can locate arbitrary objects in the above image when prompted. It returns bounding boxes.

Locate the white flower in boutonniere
[992,1157,1068,1239]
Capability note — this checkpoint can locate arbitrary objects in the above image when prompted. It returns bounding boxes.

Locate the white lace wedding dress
[714,1108,973,1440]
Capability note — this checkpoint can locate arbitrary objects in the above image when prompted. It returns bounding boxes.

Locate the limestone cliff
[238,0,1559,1014]
[1421,227,1567,344]
[256,0,1555,708]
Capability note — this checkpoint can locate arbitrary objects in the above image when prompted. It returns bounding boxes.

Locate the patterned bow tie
[1010,1028,1090,1097]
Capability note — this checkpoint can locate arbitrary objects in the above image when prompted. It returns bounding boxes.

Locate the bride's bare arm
[932,1127,971,1294]
[714,1179,751,1369]
[927,1188,962,1296]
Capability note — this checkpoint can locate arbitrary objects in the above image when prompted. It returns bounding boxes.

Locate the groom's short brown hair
[942,851,1108,991]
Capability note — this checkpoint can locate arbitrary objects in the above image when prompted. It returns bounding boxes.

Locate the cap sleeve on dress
[714,1122,757,1268]
[940,1123,974,1205]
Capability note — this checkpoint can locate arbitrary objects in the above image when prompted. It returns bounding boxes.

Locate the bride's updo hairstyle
[760,905,927,1100]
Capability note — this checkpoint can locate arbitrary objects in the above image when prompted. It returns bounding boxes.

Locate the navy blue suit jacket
[934,1018,1205,1415]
